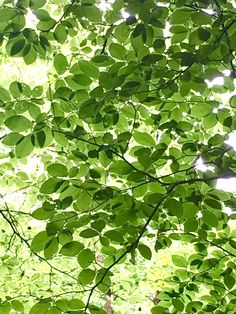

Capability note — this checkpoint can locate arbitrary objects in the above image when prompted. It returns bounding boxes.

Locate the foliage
[0,0,236,313]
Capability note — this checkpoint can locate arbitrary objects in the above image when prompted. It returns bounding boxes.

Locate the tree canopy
[0,0,236,313]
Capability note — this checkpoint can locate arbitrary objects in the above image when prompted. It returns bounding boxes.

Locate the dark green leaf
[60,241,84,256]
[138,243,152,260]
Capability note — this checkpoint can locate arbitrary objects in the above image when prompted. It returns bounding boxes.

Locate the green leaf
[2,133,23,146]
[151,306,166,314]
[44,237,59,260]
[171,8,191,24]
[104,230,123,243]
[68,299,85,310]
[0,301,11,314]
[164,198,183,218]
[36,130,46,147]
[229,95,236,108]
[47,306,61,314]
[80,228,99,238]
[32,207,55,220]
[191,11,212,25]
[30,0,46,9]
[172,255,187,268]
[172,299,184,311]
[31,231,52,253]
[81,5,102,22]
[40,178,64,194]
[15,136,34,158]
[59,241,84,256]
[109,160,133,175]
[11,300,24,312]
[198,28,211,41]
[191,103,212,118]
[77,249,95,268]
[54,24,67,44]
[54,87,73,100]
[0,8,17,22]
[138,243,152,260]
[29,301,50,314]
[78,269,95,285]
[184,218,198,232]
[74,74,92,86]
[133,131,156,147]
[0,87,11,101]
[47,163,68,177]
[109,43,126,60]
[10,39,25,56]
[224,274,235,290]
[5,115,32,132]
[79,98,101,119]
[54,53,68,75]
[78,60,99,78]
[202,210,218,228]
[23,45,37,64]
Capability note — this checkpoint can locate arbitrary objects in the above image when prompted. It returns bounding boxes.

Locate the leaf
[81,5,102,22]
[23,45,37,64]
[78,60,99,78]
[109,43,126,60]
[47,163,68,177]
[36,130,46,147]
[32,207,55,220]
[133,131,156,147]
[54,87,73,100]
[68,299,85,310]
[15,136,34,158]
[77,249,95,268]
[229,95,236,108]
[0,8,17,22]
[138,243,152,260]
[44,237,59,260]
[202,210,218,228]
[58,230,72,245]
[31,231,52,253]
[224,274,235,290]
[47,306,61,314]
[11,300,24,312]
[191,103,212,118]
[30,0,46,9]
[104,230,123,243]
[10,39,25,56]
[59,241,84,256]
[80,228,99,238]
[191,11,212,25]
[184,218,198,232]
[198,28,211,41]
[74,74,92,86]
[172,299,184,311]
[164,198,183,218]
[29,301,50,314]
[40,178,64,194]
[54,53,68,75]
[172,255,187,268]
[78,269,95,285]
[2,133,23,146]
[79,99,101,119]
[171,8,191,24]
[109,160,133,175]
[0,87,11,101]
[54,24,67,44]
[5,115,32,132]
